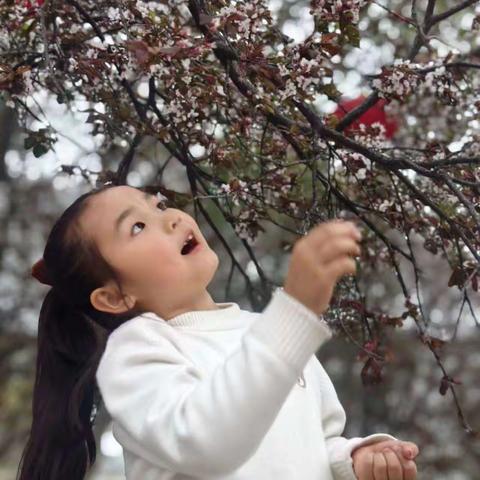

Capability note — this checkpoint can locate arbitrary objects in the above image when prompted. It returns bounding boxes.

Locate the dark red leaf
[126,40,152,66]
[471,274,478,292]
[439,376,449,395]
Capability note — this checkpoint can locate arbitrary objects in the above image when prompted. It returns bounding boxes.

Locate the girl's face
[81,186,220,320]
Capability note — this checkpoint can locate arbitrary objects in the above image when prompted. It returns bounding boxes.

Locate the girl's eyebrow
[114,191,153,233]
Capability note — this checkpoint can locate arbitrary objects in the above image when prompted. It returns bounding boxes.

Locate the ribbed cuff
[250,287,332,372]
[330,460,358,480]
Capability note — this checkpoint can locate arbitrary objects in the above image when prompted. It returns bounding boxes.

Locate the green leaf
[340,11,354,28]
[320,83,342,100]
[345,24,360,47]
[24,136,35,150]
[33,144,49,158]
[313,18,329,34]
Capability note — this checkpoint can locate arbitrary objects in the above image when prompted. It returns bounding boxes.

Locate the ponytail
[16,285,105,480]
[17,184,148,479]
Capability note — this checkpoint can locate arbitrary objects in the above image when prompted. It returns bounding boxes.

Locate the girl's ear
[90,284,136,314]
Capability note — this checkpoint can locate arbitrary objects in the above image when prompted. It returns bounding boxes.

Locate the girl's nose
[167,214,182,232]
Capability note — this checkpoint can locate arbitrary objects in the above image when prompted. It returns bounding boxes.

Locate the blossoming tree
[1,0,479,444]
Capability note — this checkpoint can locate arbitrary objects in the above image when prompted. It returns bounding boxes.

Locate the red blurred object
[333,95,398,139]
[17,0,45,8]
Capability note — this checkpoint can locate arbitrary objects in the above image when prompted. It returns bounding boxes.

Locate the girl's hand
[284,219,362,316]
[351,439,419,480]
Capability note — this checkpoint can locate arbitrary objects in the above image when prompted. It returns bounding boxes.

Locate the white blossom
[107,7,122,21]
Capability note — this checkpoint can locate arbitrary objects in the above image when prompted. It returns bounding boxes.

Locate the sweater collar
[140,302,245,330]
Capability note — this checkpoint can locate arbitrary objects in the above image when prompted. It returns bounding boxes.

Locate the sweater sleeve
[314,359,399,480]
[95,287,333,477]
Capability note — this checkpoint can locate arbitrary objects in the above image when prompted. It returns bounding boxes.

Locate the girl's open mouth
[181,232,201,255]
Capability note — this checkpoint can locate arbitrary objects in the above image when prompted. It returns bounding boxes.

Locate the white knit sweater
[95,287,398,480]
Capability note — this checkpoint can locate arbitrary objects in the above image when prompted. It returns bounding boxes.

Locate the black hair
[16,183,150,480]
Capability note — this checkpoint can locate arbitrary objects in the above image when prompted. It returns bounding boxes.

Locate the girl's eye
[131,223,144,236]
[131,201,168,236]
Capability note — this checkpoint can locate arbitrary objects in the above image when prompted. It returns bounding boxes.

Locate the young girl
[18,183,419,480]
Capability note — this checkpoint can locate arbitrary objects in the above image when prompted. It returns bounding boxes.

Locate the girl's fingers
[382,449,403,480]
[372,452,387,480]
[353,442,418,480]
[353,451,375,480]
[402,442,420,459]
[386,446,418,480]
[404,459,418,480]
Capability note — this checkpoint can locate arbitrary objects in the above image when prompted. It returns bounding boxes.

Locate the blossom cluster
[233,207,262,244]
[371,59,421,102]
[135,0,171,17]
[274,31,335,103]
[214,168,302,244]
[209,0,272,38]
[309,0,368,24]
[372,59,463,105]
[217,178,264,206]
[418,65,462,105]
[277,51,325,102]
[333,121,389,181]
